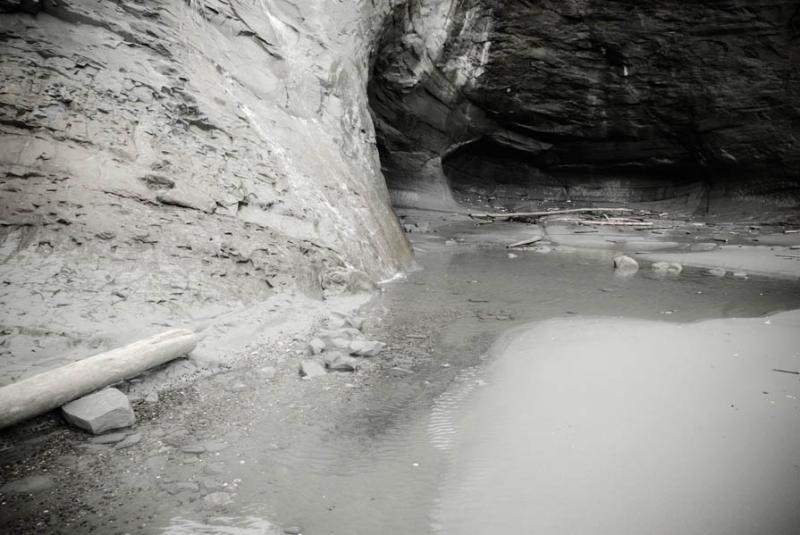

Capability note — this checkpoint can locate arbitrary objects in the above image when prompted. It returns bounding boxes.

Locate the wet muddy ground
[2,211,800,534]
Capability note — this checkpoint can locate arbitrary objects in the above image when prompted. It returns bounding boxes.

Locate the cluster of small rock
[300,314,386,378]
[613,255,685,278]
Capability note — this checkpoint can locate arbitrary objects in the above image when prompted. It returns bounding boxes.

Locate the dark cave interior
[367,0,800,215]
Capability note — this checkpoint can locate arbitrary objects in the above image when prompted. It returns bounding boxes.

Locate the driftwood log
[469,207,635,221]
[506,236,544,248]
[0,329,199,429]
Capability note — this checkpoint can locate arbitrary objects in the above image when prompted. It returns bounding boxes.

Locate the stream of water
[163,244,800,534]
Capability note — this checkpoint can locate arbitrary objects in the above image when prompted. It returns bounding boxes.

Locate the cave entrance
[441,135,709,211]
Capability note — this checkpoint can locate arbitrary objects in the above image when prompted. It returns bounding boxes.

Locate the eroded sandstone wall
[0,0,412,370]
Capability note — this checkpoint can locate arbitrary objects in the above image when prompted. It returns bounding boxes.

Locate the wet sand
[436,312,800,534]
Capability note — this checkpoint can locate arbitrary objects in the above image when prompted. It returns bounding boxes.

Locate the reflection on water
[167,247,800,535]
[433,314,800,535]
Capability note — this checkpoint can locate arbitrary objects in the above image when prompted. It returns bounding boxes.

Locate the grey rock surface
[349,340,387,357]
[61,388,135,434]
[652,262,683,275]
[613,255,640,276]
[324,353,359,372]
[370,0,800,211]
[299,360,326,378]
[0,0,413,387]
[0,475,54,494]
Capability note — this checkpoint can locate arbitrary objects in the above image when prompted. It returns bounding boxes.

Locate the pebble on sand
[61,388,136,434]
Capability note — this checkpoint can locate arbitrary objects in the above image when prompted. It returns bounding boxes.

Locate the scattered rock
[225,382,249,393]
[402,221,431,233]
[89,432,128,445]
[533,245,552,254]
[613,255,639,276]
[318,327,362,342]
[0,475,54,494]
[61,388,135,434]
[284,527,303,535]
[307,337,326,355]
[257,366,277,380]
[198,476,225,491]
[344,316,366,330]
[144,392,159,403]
[324,352,359,372]
[349,340,386,357]
[733,271,749,279]
[156,189,216,214]
[201,440,229,453]
[707,267,727,277]
[116,433,142,449]
[204,462,227,475]
[299,360,326,378]
[203,491,234,508]
[181,443,206,454]
[651,261,682,275]
[174,481,200,493]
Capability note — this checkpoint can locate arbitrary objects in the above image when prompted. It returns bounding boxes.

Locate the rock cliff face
[370,0,800,212]
[1,0,798,374]
[0,0,413,375]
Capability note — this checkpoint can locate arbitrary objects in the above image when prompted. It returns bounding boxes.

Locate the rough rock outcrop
[0,0,413,382]
[369,0,800,212]
[1,0,798,385]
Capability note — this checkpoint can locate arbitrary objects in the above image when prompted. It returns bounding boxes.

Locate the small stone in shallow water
[284,527,303,535]
[707,267,727,277]
[613,255,639,276]
[651,261,682,275]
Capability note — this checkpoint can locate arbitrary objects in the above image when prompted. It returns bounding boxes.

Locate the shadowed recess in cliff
[368,0,800,214]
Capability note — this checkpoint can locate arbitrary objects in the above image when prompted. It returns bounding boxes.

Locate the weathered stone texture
[0,0,413,379]
[370,0,800,211]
